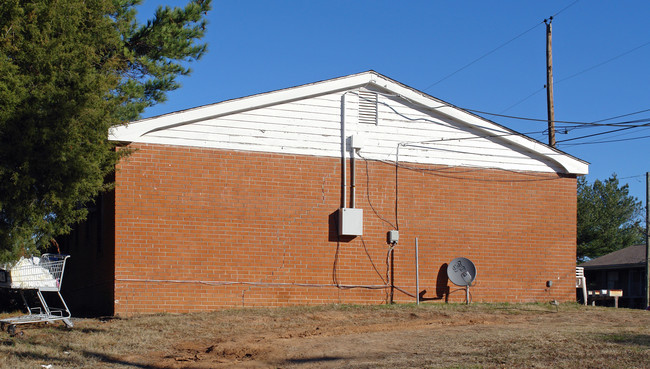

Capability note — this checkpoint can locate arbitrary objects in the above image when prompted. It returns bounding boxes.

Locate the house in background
[58,71,589,316]
[581,244,647,309]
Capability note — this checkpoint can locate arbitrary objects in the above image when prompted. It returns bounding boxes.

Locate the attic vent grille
[358,91,378,125]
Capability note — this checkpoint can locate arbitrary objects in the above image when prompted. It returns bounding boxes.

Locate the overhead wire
[551,0,581,18]
[619,174,646,180]
[468,108,650,127]
[358,83,650,152]
[354,90,552,147]
[357,150,397,229]
[366,89,644,157]
[423,20,543,91]
[559,119,650,135]
[557,122,650,143]
[352,90,579,169]
[411,0,650,146]
[499,88,546,114]
[351,85,647,187]
[561,132,650,146]
[360,235,388,284]
[393,159,565,182]
[361,81,650,146]
[465,105,650,142]
[591,108,650,124]
[556,39,650,85]
[501,39,650,113]
[424,0,580,92]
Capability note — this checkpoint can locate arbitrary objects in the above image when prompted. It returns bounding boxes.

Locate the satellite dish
[448,257,477,287]
[447,257,477,304]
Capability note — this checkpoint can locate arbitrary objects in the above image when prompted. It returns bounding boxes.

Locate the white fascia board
[367,74,589,175]
[109,72,379,143]
[109,71,588,175]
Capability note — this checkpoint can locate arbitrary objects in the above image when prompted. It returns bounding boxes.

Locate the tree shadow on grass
[284,355,346,364]
[1,341,165,369]
[80,350,167,368]
[601,333,650,347]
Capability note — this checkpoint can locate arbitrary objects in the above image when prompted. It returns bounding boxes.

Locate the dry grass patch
[0,303,648,368]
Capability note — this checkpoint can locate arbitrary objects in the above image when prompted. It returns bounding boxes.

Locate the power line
[468,107,650,127]
[423,22,544,90]
[557,122,650,143]
[561,134,650,146]
[424,1,581,92]
[561,132,650,146]
[501,38,650,113]
[500,87,545,114]
[361,89,650,149]
[575,125,650,141]
[360,90,650,145]
[560,118,650,132]
[359,87,650,152]
[551,0,581,18]
[556,39,650,85]
[619,174,646,180]
[591,108,650,124]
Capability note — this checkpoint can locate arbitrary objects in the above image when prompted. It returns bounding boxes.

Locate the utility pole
[545,17,556,147]
[646,172,649,308]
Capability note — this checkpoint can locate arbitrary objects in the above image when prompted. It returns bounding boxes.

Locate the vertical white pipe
[350,152,356,208]
[340,93,347,209]
[416,237,420,305]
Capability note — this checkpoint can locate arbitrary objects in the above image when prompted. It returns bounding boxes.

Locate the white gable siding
[132,87,563,173]
[138,93,344,158]
[351,89,564,173]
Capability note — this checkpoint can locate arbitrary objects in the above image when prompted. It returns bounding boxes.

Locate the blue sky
[138,0,650,202]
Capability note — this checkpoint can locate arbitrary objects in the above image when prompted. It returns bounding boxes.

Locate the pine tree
[577,174,645,262]
[0,0,211,260]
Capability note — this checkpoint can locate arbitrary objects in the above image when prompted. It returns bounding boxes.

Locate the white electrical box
[388,230,399,244]
[338,208,363,236]
[350,135,364,150]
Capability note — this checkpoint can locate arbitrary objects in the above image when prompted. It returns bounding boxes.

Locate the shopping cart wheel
[63,318,74,328]
[7,325,23,337]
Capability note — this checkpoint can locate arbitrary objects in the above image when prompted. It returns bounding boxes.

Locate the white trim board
[110,71,588,175]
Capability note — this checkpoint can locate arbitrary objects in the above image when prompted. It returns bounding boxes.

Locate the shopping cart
[0,254,73,335]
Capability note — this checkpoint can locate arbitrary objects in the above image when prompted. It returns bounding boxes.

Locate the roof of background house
[581,244,647,270]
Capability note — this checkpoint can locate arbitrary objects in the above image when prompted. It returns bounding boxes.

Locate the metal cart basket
[0,254,73,335]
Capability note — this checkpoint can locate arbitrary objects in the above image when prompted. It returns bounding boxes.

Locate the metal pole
[389,248,395,304]
[644,172,650,307]
[415,238,420,305]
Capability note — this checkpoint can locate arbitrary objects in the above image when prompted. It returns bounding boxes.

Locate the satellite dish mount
[447,257,477,304]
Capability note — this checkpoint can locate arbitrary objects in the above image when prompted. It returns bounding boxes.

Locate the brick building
[59,71,588,316]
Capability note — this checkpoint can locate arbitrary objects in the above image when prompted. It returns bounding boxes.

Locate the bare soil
[1,303,649,368]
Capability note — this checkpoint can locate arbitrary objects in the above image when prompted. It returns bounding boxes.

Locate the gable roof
[581,244,647,270]
[109,71,588,175]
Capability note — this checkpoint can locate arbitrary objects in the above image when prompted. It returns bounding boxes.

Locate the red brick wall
[113,143,577,315]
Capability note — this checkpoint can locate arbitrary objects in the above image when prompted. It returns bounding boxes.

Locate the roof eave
[109,70,589,175]
[582,262,646,271]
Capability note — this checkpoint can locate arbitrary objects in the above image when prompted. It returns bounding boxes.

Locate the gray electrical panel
[338,208,363,236]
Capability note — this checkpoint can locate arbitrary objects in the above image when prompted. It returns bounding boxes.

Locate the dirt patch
[2,303,649,368]
[134,304,650,368]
